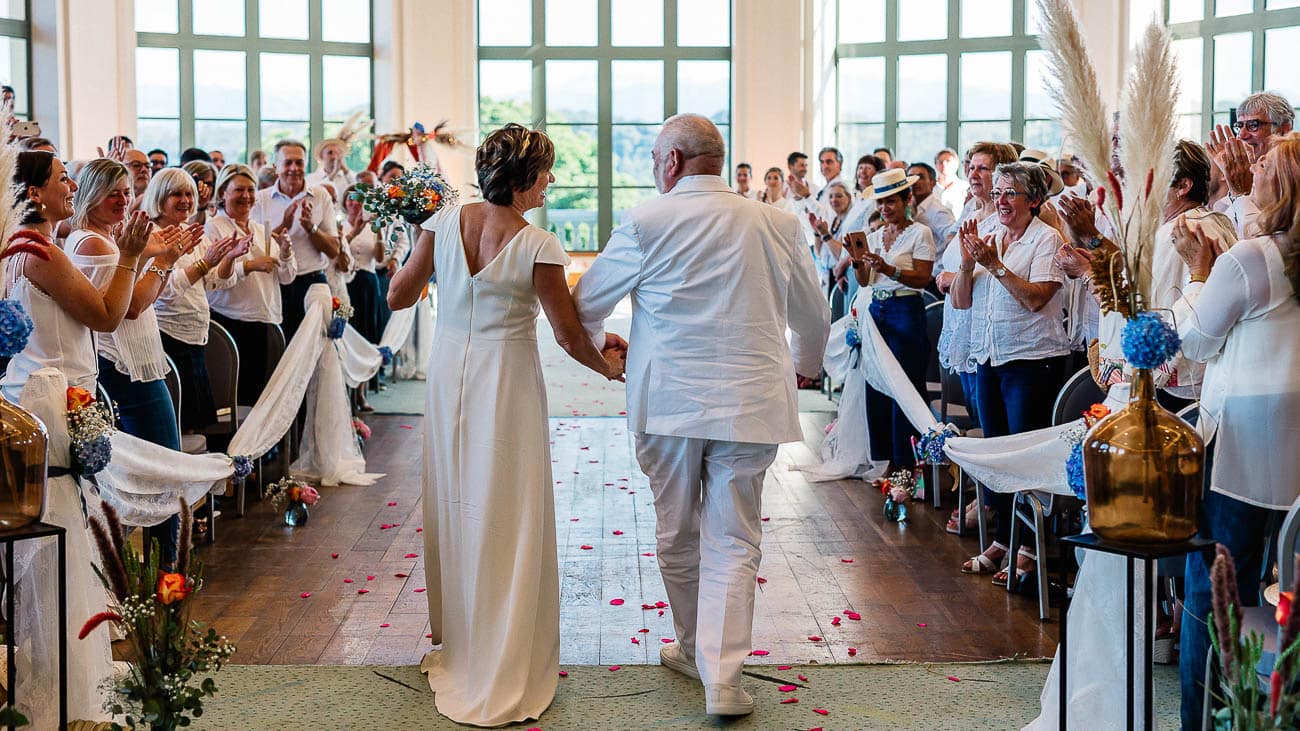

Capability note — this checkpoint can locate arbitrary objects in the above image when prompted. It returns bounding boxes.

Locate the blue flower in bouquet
[1066,441,1086,500]
[1121,311,1181,370]
[0,298,33,357]
[378,346,393,365]
[74,434,112,476]
[917,425,957,465]
[326,316,346,340]
[845,326,861,349]
[231,455,253,481]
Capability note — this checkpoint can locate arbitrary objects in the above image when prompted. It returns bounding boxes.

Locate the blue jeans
[865,295,928,467]
[959,370,980,428]
[975,356,1067,545]
[98,357,182,565]
[280,271,328,340]
[1178,454,1283,729]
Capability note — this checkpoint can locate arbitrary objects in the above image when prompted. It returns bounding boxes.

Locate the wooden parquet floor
[189,412,1058,666]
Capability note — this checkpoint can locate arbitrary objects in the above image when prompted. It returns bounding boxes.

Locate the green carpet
[196,661,1179,729]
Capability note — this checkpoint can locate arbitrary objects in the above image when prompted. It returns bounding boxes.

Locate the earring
[39,203,46,211]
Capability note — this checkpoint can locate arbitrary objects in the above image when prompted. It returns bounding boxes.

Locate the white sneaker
[658,641,700,680]
[705,683,753,716]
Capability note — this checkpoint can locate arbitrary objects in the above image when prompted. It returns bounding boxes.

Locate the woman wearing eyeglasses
[950,161,1070,587]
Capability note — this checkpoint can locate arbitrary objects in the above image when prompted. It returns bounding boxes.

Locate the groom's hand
[604,333,629,352]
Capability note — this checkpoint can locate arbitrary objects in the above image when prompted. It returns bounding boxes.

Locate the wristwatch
[992,265,1008,278]
[1081,234,1104,250]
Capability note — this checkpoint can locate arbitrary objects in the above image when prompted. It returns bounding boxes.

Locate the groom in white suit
[574,114,830,716]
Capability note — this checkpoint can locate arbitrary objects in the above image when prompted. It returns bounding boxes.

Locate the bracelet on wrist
[147,265,172,279]
[114,264,137,274]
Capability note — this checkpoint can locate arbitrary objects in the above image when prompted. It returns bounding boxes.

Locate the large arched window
[135,0,373,169]
[835,0,1059,164]
[478,0,732,252]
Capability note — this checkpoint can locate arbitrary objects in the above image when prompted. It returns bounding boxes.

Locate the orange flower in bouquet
[1083,403,1111,427]
[67,386,94,411]
[1278,590,1294,627]
[386,185,405,199]
[156,572,192,605]
[287,485,302,503]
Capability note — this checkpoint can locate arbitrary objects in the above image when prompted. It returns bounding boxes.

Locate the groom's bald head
[653,113,727,193]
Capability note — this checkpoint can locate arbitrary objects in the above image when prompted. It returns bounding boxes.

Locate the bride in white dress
[387,124,625,727]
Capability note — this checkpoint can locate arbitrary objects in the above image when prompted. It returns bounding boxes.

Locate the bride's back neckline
[457,202,531,278]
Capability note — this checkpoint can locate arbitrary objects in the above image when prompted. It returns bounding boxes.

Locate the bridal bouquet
[351,164,458,231]
[81,498,236,731]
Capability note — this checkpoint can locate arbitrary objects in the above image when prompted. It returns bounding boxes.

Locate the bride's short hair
[477,124,555,206]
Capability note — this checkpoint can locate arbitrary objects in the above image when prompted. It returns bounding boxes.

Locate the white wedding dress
[418,205,565,727]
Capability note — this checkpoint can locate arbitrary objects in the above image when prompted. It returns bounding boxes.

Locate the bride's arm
[388,229,435,310]
[536,263,620,380]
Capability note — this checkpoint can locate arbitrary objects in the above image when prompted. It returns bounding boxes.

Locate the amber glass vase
[0,398,47,530]
[1083,369,1203,543]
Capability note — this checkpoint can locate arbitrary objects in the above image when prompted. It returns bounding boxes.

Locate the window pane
[1026,0,1043,35]
[261,53,310,120]
[1025,50,1055,119]
[137,47,180,118]
[839,56,885,123]
[546,0,597,46]
[548,124,598,186]
[614,188,657,224]
[479,0,532,45]
[1168,0,1204,22]
[899,0,947,42]
[961,0,1010,38]
[612,60,663,123]
[897,122,947,167]
[612,0,663,46]
[261,0,309,40]
[0,38,27,118]
[323,55,371,120]
[0,0,21,20]
[1172,37,1203,116]
[1023,120,1063,153]
[196,120,247,163]
[323,0,371,43]
[677,60,729,123]
[194,50,246,120]
[1265,27,1300,109]
[613,124,659,186]
[137,118,180,162]
[479,59,533,127]
[1212,32,1252,112]
[1215,0,1252,16]
[1268,0,1300,8]
[960,52,1010,119]
[678,0,729,47]
[1176,114,1203,140]
[898,54,946,120]
[839,0,885,44]
[193,0,244,36]
[261,121,311,155]
[547,188,598,251]
[958,121,1009,157]
[837,123,886,159]
[136,0,177,33]
[546,60,598,123]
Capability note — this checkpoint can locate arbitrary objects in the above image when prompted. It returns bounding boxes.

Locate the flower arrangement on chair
[81,498,236,731]
[327,297,352,340]
[1059,403,1112,500]
[350,163,458,230]
[67,386,114,477]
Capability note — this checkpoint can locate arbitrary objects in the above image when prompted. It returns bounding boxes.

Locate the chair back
[265,322,286,373]
[925,301,943,397]
[96,383,117,425]
[1279,496,1300,590]
[1176,402,1199,428]
[163,354,182,434]
[829,283,846,324]
[921,289,939,307]
[205,320,241,431]
[1052,367,1107,427]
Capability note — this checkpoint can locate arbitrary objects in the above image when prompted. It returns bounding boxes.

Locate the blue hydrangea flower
[231,455,253,480]
[0,299,34,358]
[378,346,393,365]
[74,434,113,476]
[327,316,346,340]
[917,425,957,465]
[1066,441,1086,501]
[1121,311,1181,370]
[845,327,861,349]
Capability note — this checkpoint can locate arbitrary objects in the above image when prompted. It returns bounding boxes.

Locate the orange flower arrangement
[386,185,405,199]
[156,572,192,605]
[67,386,94,411]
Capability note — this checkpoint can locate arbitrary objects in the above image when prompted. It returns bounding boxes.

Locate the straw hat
[315,138,348,160]
[1018,149,1065,197]
[866,168,920,200]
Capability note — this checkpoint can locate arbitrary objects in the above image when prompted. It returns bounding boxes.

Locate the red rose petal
[654,601,668,608]
[630,637,640,644]
[756,576,767,585]
[780,698,799,704]
[380,524,392,530]
[404,553,419,559]
[916,622,927,628]
[608,665,621,672]
[367,575,375,581]
[399,425,413,430]
[847,647,857,657]
[343,578,354,583]
[750,649,770,656]
[386,501,397,506]
[415,528,423,533]
[777,665,793,671]
[947,675,961,682]
[330,553,339,559]
[299,592,311,598]
[619,410,627,415]
[658,610,664,616]
[425,633,433,638]
[558,671,569,677]
[641,603,655,610]
[761,517,770,522]
[641,552,655,557]
[394,573,408,578]
[580,545,594,550]
[638,628,649,633]
[414,588,426,593]
[814,709,829,715]
[609,598,625,606]
[831,616,841,626]
[808,636,822,642]
[797,674,808,682]
[570,517,580,522]
[379,623,390,628]
[660,638,674,644]
[357,589,369,594]
[612,530,624,536]
[779,684,797,692]
[846,611,862,621]
[840,559,854,563]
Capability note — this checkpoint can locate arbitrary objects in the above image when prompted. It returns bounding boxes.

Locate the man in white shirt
[785,151,820,246]
[935,147,969,218]
[124,148,152,212]
[573,114,830,719]
[908,162,958,267]
[305,138,355,207]
[1207,91,1294,238]
[813,146,843,211]
[252,139,342,338]
[873,146,893,167]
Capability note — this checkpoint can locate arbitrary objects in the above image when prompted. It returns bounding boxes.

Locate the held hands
[601,333,629,382]
[116,211,155,259]
[1206,124,1255,196]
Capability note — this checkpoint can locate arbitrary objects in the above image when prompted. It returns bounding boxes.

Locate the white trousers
[634,433,779,687]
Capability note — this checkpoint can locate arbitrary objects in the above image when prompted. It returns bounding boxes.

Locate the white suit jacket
[573,175,830,445]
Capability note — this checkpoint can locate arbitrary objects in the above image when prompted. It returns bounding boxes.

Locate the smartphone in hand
[844,231,868,254]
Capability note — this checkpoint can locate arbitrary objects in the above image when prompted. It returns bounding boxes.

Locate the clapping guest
[123,148,152,210]
[733,163,756,199]
[147,148,168,174]
[1206,92,1294,237]
[252,139,341,339]
[147,168,248,431]
[306,137,355,207]
[951,161,1069,584]
[808,181,854,292]
[758,167,786,206]
[873,147,893,167]
[1171,133,1300,729]
[206,164,298,406]
[248,149,267,171]
[210,150,226,170]
[182,160,216,225]
[847,169,935,472]
[68,158,197,566]
[842,154,883,233]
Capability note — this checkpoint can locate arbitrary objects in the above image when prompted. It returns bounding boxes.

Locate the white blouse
[204,213,297,324]
[863,221,934,293]
[1174,234,1300,510]
[965,216,1070,367]
[0,243,98,400]
[348,224,382,273]
[937,209,998,374]
[154,236,238,346]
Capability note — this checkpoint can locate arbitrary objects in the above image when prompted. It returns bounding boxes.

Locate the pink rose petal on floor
[414,588,426,593]
[777,665,793,671]
[558,671,568,677]
[630,637,640,644]
[641,552,655,557]
[299,592,311,598]
[357,589,369,594]
[808,636,822,642]
[367,575,375,581]
[840,559,854,563]
[848,648,857,657]
[343,578,354,584]
[379,623,390,628]
[608,666,621,672]
[638,628,649,633]
[609,598,625,606]
[657,610,664,616]
[654,601,668,608]
[778,684,797,692]
[846,611,862,621]
[660,638,674,644]
[415,528,422,533]
[399,424,413,430]
[756,577,767,585]
[641,603,655,610]
[797,674,808,682]
[831,616,841,626]
[404,554,419,559]
[612,530,624,536]
[387,501,397,506]
[750,649,770,656]
[331,553,339,559]
[580,545,594,550]
[813,709,829,715]
[917,622,927,628]
[780,698,799,704]
[395,573,408,578]
[380,524,392,530]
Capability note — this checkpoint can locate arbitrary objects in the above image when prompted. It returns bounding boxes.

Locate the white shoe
[658,641,700,680]
[705,684,753,716]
